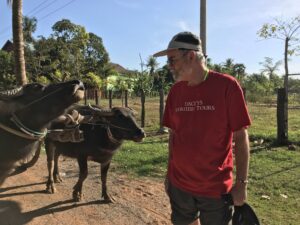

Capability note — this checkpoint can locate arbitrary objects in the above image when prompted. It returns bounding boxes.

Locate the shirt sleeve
[226,79,251,131]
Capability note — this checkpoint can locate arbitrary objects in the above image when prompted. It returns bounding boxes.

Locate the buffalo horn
[88,104,114,116]
[0,87,23,99]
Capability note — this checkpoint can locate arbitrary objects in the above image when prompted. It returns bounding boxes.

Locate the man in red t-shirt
[153,32,251,225]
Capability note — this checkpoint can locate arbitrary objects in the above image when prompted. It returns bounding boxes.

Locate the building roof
[1,40,13,52]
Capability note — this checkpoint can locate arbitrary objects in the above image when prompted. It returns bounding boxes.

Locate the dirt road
[0,155,171,225]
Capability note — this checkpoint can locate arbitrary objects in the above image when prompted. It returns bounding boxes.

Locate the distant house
[1,40,13,52]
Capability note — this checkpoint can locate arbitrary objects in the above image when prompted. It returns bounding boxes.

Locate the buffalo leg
[72,155,88,202]
[101,161,114,203]
[45,141,56,193]
[53,151,63,183]
[0,164,13,186]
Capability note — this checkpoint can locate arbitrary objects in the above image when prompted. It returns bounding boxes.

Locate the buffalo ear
[127,107,138,117]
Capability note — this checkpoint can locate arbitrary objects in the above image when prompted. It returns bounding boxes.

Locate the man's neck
[187,64,208,86]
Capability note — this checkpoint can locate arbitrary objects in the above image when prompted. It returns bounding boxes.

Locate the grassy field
[89,97,300,225]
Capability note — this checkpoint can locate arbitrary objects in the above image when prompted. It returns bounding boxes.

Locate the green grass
[111,135,169,178]
[248,148,300,225]
[248,103,300,142]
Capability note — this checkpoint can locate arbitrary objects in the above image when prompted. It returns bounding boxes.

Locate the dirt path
[0,155,171,225]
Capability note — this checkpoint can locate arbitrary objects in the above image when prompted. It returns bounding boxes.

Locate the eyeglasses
[167,50,190,66]
[167,56,183,66]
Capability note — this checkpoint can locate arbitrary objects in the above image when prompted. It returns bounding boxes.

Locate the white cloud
[177,20,190,31]
[113,0,141,9]
[176,20,198,34]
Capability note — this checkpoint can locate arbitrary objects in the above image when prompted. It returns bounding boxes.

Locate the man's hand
[231,182,247,206]
[232,128,250,206]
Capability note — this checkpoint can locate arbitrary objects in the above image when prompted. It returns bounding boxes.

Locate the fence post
[109,90,112,109]
[84,89,88,105]
[94,89,99,105]
[157,87,168,134]
[125,90,128,107]
[242,88,246,102]
[277,88,288,145]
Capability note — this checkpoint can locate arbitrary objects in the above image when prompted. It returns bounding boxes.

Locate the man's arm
[164,130,173,193]
[231,127,250,206]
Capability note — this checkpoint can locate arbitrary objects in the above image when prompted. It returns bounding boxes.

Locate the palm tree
[23,16,37,44]
[7,0,27,85]
[146,56,159,76]
[222,58,235,74]
[233,63,246,83]
[146,56,167,133]
[259,57,282,80]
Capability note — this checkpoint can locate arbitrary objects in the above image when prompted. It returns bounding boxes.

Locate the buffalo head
[0,80,84,131]
[0,80,84,186]
[87,105,145,143]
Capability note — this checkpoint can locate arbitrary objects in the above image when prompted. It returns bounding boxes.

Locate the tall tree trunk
[200,0,206,57]
[12,0,27,85]
[281,37,289,144]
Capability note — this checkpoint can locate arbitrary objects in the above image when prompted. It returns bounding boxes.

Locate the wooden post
[277,88,288,145]
[94,89,99,105]
[242,88,246,101]
[109,90,112,109]
[125,90,128,107]
[84,89,87,105]
[141,89,145,128]
[157,87,168,134]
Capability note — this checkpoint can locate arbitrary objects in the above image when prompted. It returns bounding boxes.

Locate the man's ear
[189,51,197,61]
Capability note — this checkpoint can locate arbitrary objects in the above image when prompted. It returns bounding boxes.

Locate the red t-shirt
[163,71,251,198]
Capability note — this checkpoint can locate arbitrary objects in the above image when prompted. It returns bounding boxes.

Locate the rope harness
[0,84,136,144]
[83,119,136,145]
[0,87,65,140]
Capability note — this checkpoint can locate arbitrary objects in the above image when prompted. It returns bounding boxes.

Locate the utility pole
[200,0,207,57]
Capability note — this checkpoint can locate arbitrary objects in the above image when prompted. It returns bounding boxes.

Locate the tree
[84,32,109,77]
[146,56,168,133]
[51,19,89,80]
[0,50,15,88]
[146,56,159,76]
[136,55,154,127]
[23,16,37,44]
[258,16,300,144]
[222,58,235,75]
[259,57,282,80]
[7,0,27,85]
[23,16,38,82]
[208,58,246,82]
[232,63,246,84]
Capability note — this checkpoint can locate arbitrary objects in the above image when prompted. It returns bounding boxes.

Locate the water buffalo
[0,80,85,185]
[45,105,145,202]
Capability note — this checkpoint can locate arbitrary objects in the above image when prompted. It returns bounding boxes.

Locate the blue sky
[1,0,299,75]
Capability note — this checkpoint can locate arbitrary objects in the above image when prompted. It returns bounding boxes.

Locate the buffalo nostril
[138,129,146,138]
